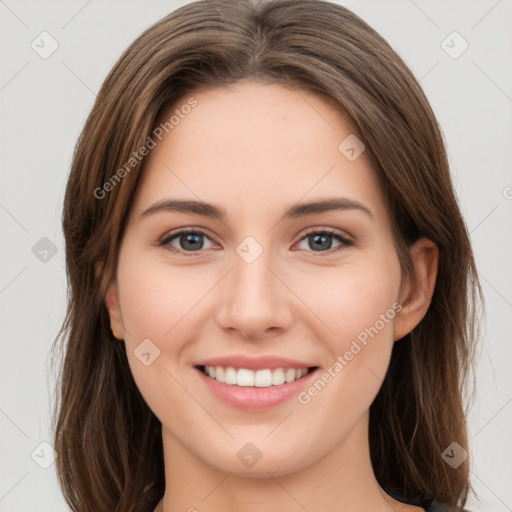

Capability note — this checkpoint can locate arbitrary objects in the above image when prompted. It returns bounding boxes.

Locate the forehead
[129,80,388,225]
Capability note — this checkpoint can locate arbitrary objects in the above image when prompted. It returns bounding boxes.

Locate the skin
[105,80,438,512]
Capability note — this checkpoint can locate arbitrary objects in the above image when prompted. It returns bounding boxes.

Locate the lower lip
[194,367,320,410]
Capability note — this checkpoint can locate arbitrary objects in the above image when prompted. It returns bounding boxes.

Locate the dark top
[383,486,469,511]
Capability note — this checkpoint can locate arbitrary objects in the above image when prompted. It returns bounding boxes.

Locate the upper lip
[193,355,319,371]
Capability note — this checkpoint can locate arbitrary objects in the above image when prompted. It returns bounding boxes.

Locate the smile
[199,365,317,387]
[194,364,321,410]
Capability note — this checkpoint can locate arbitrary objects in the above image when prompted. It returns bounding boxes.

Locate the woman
[52,1,483,511]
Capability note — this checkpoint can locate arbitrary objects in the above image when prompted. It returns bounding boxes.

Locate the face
[105,80,433,478]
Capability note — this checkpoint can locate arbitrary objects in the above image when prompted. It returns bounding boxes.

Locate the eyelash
[158,227,354,257]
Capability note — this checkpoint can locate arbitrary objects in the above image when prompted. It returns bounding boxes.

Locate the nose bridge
[215,236,292,337]
[231,236,280,309]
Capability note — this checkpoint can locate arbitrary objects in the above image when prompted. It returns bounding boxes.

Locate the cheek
[116,256,208,420]
[117,257,210,341]
[294,259,401,353]
[291,256,401,430]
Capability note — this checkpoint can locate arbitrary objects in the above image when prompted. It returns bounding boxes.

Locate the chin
[201,439,317,479]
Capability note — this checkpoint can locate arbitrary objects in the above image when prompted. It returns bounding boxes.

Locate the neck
[157,414,420,512]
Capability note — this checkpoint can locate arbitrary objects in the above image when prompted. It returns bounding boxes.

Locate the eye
[159,229,215,255]
[295,228,353,255]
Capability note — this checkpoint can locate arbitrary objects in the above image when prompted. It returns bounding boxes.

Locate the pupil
[182,233,202,251]
[310,234,332,251]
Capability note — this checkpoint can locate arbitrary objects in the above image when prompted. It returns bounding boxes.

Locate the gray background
[1,0,511,510]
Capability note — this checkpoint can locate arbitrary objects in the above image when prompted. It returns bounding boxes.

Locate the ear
[394,238,439,341]
[96,261,124,340]
[105,280,124,340]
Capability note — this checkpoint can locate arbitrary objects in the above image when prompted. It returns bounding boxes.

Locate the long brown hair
[51,1,483,510]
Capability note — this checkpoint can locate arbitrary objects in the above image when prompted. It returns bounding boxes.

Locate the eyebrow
[140,197,374,221]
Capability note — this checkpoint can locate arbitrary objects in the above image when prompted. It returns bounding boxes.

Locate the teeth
[203,366,310,387]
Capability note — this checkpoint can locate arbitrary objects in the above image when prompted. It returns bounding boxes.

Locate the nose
[215,244,294,341]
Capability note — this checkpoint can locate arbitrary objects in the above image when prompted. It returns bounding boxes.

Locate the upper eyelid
[160,227,217,244]
[301,226,351,239]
